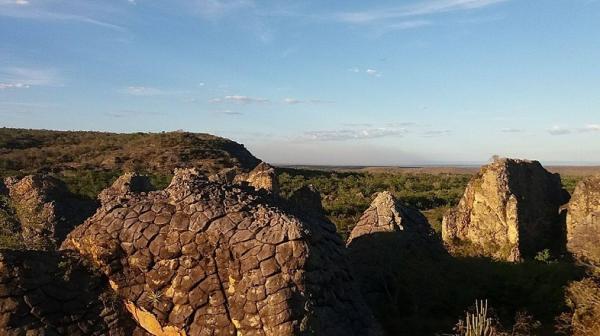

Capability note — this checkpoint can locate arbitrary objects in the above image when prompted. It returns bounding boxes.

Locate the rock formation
[61,169,380,336]
[287,185,325,219]
[235,162,279,194]
[346,192,443,335]
[347,191,435,246]
[0,250,144,336]
[567,175,600,266]
[4,174,96,250]
[442,158,570,261]
[99,172,155,206]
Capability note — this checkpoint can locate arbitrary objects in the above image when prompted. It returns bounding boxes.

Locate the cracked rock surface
[61,169,380,336]
[442,158,569,261]
[567,175,600,266]
[0,250,143,336]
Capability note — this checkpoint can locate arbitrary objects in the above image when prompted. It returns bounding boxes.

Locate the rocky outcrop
[235,162,279,194]
[4,174,96,250]
[61,169,380,336]
[99,172,154,206]
[567,175,600,266]
[288,185,325,219]
[442,158,570,261]
[346,192,443,335]
[0,250,143,336]
[347,191,435,246]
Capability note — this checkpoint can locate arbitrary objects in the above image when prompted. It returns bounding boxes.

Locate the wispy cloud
[124,86,166,96]
[350,68,382,77]
[0,1,127,32]
[105,109,163,118]
[214,109,243,116]
[0,67,61,89]
[422,129,452,137]
[210,95,269,104]
[500,128,523,133]
[336,0,510,24]
[190,0,255,19]
[299,127,409,141]
[548,126,571,136]
[581,124,600,132]
[282,98,333,105]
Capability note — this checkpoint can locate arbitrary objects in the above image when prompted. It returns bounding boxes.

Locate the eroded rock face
[442,158,569,261]
[567,175,600,266]
[4,174,96,250]
[236,162,279,194]
[61,169,379,336]
[347,191,434,245]
[99,173,155,206]
[0,250,142,336]
[346,192,443,335]
[288,185,325,219]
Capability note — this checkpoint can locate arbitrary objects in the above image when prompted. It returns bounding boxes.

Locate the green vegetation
[278,168,471,238]
[278,167,583,240]
[0,127,259,179]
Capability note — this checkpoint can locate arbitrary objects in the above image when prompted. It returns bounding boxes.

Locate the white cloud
[282,98,333,105]
[0,67,60,88]
[350,68,382,77]
[336,0,510,24]
[0,83,30,89]
[300,127,409,141]
[366,69,381,77]
[124,86,165,96]
[500,128,523,133]
[548,126,571,136]
[422,129,452,137]
[210,95,269,104]
[582,124,600,132]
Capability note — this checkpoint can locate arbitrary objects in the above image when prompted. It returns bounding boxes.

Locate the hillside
[0,128,260,197]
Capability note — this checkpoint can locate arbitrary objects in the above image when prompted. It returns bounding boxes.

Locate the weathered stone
[0,250,142,335]
[567,175,600,266]
[288,184,325,218]
[442,158,569,261]
[346,191,443,332]
[98,173,154,206]
[62,169,380,336]
[235,162,279,194]
[4,174,96,250]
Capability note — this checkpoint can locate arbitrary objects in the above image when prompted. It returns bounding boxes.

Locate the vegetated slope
[0,128,260,198]
[0,128,259,176]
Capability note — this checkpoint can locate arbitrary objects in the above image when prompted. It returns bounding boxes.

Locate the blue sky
[1,0,599,165]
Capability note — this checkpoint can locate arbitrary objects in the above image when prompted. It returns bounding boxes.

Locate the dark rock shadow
[348,230,584,336]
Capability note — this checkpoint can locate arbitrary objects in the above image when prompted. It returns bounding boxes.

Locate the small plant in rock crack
[146,289,164,306]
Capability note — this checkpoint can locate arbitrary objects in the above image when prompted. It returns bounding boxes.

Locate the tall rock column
[567,175,600,266]
[442,158,570,261]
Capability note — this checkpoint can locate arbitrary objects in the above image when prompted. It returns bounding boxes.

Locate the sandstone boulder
[4,174,96,250]
[567,175,600,266]
[442,158,569,261]
[61,169,379,336]
[0,250,143,336]
[235,162,279,194]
